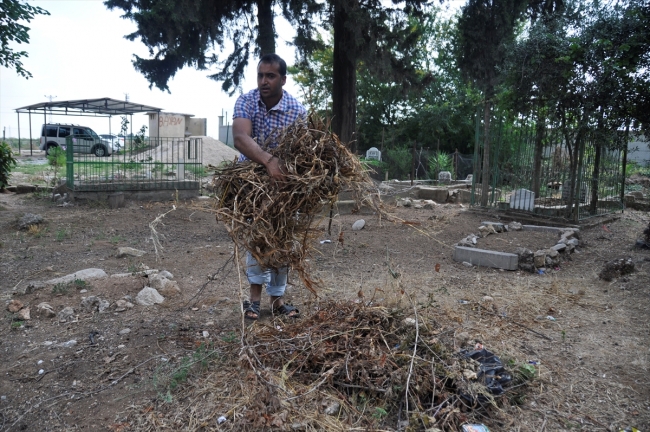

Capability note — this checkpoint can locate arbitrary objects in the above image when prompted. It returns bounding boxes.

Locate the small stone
[403,317,416,326]
[59,339,78,348]
[148,274,181,298]
[533,250,546,268]
[508,222,523,231]
[462,261,473,267]
[119,328,131,335]
[456,332,471,345]
[118,345,126,349]
[202,331,210,338]
[482,296,494,302]
[58,307,75,323]
[324,401,341,415]
[7,300,23,313]
[16,308,31,320]
[136,287,165,306]
[116,247,147,258]
[159,270,174,279]
[38,369,45,375]
[567,238,579,246]
[352,219,366,231]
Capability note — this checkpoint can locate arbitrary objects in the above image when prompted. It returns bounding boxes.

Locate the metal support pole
[17,113,21,153]
[28,111,33,156]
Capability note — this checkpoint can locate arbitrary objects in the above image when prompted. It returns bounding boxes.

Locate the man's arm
[232,117,285,180]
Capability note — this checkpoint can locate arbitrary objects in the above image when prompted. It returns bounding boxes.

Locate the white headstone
[438,171,452,182]
[465,174,473,183]
[365,147,381,161]
[510,189,535,211]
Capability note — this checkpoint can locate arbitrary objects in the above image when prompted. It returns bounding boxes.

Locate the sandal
[243,300,261,320]
[273,303,300,318]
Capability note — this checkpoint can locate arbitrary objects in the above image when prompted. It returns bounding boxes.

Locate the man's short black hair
[258,54,287,77]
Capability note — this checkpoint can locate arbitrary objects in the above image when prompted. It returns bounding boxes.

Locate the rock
[551,243,567,252]
[478,225,497,238]
[116,247,147,258]
[16,308,30,320]
[482,296,494,302]
[7,299,23,313]
[462,261,473,267]
[148,274,181,298]
[624,194,636,205]
[115,299,134,309]
[18,213,43,230]
[599,258,635,281]
[119,328,131,335]
[58,307,75,322]
[508,222,523,231]
[352,219,365,231]
[404,317,416,326]
[59,340,78,348]
[45,268,108,286]
[413,204,423,209]
[36,302,56,318]
[159,270,174,279]
[567,238,579,247]
[547,249,559,258]
[401,198,412,207]
[324,401,341,416]
[630,191,644,199]
[533,250,546,268]
[80,296,110,313]
[136,287,165,306]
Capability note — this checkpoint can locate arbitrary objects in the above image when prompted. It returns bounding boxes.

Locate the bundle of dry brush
[213,115,378,293]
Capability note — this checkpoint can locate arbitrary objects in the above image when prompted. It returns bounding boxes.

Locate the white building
[147,112,207,138]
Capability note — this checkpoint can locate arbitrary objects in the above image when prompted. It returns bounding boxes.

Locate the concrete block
[522,225,579,234]
[453,246,518,270]
[415,186,448,202]
[108,192,125,209]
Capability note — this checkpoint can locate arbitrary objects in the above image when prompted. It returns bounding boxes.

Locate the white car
[99,134,125,151]
[40,123,112,157]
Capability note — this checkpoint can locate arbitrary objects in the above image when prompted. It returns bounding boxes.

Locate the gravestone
[510,188,535,211]
[438,171,452,183]
[365,147,381,161]
[465,174,473,183]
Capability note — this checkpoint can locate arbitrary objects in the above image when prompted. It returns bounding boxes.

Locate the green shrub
[0,141,17,191]
[384,145,412,180]
[428,151,455,180]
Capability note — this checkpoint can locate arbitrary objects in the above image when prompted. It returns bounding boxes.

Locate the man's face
[257,61,286,101]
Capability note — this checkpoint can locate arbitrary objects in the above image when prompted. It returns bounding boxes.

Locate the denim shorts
[245,251,288,297]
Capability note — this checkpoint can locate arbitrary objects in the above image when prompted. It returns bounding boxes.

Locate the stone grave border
[453,222,581,272]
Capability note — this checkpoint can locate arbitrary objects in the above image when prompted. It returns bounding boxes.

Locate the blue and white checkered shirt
[233,88,307,161]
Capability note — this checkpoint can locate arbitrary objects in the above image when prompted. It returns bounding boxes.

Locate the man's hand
[265,155,287,182]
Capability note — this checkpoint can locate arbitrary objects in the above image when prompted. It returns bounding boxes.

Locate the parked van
[40,123,112,157]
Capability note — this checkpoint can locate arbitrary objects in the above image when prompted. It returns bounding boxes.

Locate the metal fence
[65,137,203,192]
[470,113,624,222]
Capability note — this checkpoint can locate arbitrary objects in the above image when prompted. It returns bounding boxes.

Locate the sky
[0,0,300,140]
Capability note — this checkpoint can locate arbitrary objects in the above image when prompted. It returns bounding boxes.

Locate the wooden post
[411,141,416,186]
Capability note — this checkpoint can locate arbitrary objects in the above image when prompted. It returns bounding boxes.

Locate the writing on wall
[159,115,184,128]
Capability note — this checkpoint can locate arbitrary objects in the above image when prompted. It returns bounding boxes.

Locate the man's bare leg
[270,296,298,317]
[245,284,263,319]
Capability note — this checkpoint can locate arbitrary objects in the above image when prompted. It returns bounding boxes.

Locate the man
[232,53,307,320]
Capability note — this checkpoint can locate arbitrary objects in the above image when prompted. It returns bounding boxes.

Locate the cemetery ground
[0,189,648,431]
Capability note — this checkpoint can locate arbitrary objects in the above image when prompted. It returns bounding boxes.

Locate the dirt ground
[0,182,649,431]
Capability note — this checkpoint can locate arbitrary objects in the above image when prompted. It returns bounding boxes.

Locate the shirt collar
[257,89,287,112]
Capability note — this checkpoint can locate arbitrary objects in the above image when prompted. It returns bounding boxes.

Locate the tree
[0,0,49,78]
[456,0,528,206]
[105,0,322,94]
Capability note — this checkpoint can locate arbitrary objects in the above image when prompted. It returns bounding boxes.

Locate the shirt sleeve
[233,93,253,120]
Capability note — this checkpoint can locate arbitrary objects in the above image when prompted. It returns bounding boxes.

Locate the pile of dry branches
[125,300,531,431]
[213,116,377,293]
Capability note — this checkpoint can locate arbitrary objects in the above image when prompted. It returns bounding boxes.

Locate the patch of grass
[154,342,220,403]
[52,283,69,295]
[372,407,388,420]
[221,331,237,343]
[55,228,68,242]
[110,235,123,244]
[11,321,24,329]
[73,278,88,290]
[27,224,43,236]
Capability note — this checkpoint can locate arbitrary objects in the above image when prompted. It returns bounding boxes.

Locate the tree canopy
[0,0,49,78]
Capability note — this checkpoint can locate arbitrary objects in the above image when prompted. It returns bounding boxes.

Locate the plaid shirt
[233,88,306,161]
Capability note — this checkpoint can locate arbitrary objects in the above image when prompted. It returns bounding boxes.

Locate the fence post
[411,141,416,186]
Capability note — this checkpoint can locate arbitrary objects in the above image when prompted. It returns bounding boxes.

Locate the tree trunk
[480,100,491,207]
[589,139,601,215]
[531,110,545,196]
[256,0,275,55]
[620,123,629,204]
[332,0,357,152]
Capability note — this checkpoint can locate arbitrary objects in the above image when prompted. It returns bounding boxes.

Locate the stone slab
[481,221,505,229]
[522,225,580,234]
[453,246,518,270]
[415,186,448,203]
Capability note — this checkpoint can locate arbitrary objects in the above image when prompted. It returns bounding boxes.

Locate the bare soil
[0,185,649,431]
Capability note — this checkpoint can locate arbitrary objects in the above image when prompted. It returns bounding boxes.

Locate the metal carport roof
[15,97,162,116]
